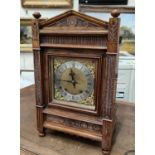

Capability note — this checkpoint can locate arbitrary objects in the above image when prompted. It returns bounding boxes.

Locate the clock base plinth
[40,107,115,154]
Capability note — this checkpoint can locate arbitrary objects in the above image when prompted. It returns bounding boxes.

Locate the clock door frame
[43,48,105,116]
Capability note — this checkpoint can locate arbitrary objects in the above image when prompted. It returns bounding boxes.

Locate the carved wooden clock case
[32,10,120,155]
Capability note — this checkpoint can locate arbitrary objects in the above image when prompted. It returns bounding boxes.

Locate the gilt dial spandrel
[53,57,96,110]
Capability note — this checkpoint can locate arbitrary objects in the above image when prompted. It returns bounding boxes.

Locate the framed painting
[80,5,135,13]
[79,0,135,13]
[20,19,32,52]
[20,18,46,52]
[21,0,73,8]
[120,13,135,55]
[79,0,128,5]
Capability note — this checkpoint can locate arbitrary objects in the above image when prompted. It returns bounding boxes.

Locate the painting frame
[21,0,73,8]
[79,5,135,14]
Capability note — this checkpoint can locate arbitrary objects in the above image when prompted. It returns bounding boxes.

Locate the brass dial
[55,61,94,102]
[60,68,87,95]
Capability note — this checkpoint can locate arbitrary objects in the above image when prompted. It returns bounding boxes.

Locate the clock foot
[38,131,45,137]
[102,150,110,155]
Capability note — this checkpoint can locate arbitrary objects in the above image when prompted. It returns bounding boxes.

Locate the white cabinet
[116,52,135,103]
[20,53,34,88]
[20,53,25,70]
[20,53,34,70]
[24,53,34,70]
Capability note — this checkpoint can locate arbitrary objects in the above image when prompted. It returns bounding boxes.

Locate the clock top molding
[32,9,120,51]
[37,10,109,30]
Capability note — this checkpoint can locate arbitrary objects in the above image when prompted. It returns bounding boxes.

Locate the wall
[20,0,134,18]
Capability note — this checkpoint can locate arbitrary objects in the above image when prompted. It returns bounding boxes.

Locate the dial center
[60,68,87,95]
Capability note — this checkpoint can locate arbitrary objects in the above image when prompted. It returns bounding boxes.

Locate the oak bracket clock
[32,10,120,155]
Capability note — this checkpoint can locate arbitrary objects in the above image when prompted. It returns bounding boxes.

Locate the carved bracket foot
[102,150,110,155]
[38,131,45,137]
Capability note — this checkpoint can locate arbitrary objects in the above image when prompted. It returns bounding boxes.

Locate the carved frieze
[47,115,102,133]
[44,15,106,30]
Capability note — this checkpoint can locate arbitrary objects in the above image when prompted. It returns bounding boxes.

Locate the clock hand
[70,69,78,87]
[57,79,72,83]
[61,80,72,83]
[64,80,78,86]
[69,69,75,81]
[58,79,78,84]
[69,69,77,88]
[73,81,77,88]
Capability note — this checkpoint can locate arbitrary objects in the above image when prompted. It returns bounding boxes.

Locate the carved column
[102,10,120,154]
[106,9,120,119]
[32,12,45,136]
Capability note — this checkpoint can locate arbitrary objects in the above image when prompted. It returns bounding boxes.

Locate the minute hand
[61,79,78,84]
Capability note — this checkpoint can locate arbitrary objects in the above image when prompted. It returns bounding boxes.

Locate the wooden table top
[20,85,135,155]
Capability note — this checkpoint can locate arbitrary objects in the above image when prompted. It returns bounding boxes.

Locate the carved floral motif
[47,15,105,30]
[47,115,102,132]
[105,56,117,118]
[108,18,119,42]
[32,20,40,48]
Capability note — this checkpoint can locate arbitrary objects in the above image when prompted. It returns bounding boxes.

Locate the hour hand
[73,81,76,88]
[69,69,75,81]
[69,69,78,88]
